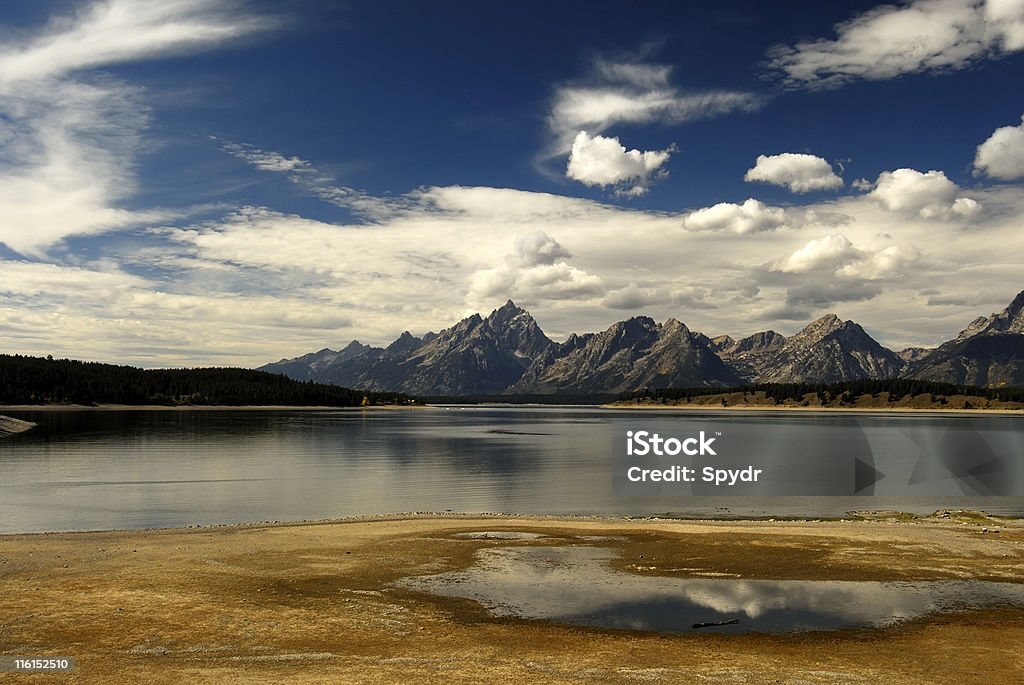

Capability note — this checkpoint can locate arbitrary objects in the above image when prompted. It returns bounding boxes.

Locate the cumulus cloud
[682,198,790,234]
[763,235,927,318]
[837,244,926,279]
[546,55,760,155]
[767,0,1024,88]
[566,131,673,196]
[29,180,1024,364]
[744,153,843,193]
[0,0,270,255]
[772,233,926,281]
[602,282,672,310]
[469,231,604,305]
[772,234,861,273]
[865,168,980,219]
[974,114,1024,179]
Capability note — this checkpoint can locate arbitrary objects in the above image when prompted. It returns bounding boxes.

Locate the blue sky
[1,0,1024,366]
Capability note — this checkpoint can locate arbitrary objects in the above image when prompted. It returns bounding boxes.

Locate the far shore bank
[0,403,430,412]
[5,402,1022,415]
[604,402,1024,416]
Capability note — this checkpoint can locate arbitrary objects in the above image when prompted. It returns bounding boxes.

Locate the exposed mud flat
[0,513,1022,683]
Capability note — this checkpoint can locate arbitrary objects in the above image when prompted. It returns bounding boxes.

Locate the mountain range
[259,291,1024,395]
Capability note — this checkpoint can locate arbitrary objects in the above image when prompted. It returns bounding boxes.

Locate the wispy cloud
[545,55,761,158]
[766,0,1024,88]
[6,178,1023,364]
[218,139,406,220]
[0,0,273,256]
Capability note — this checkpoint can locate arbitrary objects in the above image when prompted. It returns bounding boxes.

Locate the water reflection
[0,407,1022,533]
[401,545,1024,634]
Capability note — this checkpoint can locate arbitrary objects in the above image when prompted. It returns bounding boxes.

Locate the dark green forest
[622,379,1024,404]
[0,354,416,407]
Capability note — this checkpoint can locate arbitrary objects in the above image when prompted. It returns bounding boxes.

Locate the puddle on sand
[399,546,1024,634]
[452,531,548,540]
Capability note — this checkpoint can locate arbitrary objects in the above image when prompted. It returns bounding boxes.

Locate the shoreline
[604,402,1024,416]
[4,401,1022,415]
[2,507,1021,538]
[0,403,430,412]
[1,513,1022,684]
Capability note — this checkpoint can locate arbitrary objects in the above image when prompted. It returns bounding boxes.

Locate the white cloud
[603,282,672,310]
[469,230,604,305]
[866,168,981,219]
[837,244,926,279]
[221,141,311,173]
[986,0,1024,50]
[0,0,270,255]
[0,258,353,366]
[11,181,1024,364]
[218,139,401,219]
[546,56,760,155]
[744,153,843,193]
[682,198,789,234]
[0,0,271,86]
[566,131,673,196]
[772,233,861,273]
[974,114,1024,179]
[510,230,573,267]
[767,0,1024,88]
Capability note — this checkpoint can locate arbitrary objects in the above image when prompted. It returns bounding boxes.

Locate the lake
[1,406,1022,533]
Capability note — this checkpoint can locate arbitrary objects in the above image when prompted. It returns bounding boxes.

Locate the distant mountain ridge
[260,291,1024,395]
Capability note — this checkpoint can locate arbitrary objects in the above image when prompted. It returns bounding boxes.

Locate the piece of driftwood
[692,618,740,629]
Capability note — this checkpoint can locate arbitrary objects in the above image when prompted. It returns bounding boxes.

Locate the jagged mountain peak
[800,313,844,337]
[909,289,1024,385]
[711,335,735,353]
[260,291,1024,395]
[984,289,1024,333]
[756,315,902,384]
[954,290,1024,340]
[487,298,524,320]
[384,331,423,357]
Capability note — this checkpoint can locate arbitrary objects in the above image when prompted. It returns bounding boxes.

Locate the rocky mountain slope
[260,290,1024,395]
[508,317,739,394]
[906,291,1024,386]
[755,314,905,384]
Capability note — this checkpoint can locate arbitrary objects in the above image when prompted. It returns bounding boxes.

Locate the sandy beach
[1,513,1022,684]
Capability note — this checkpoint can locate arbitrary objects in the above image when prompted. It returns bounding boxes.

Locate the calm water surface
[1,407,1022,533]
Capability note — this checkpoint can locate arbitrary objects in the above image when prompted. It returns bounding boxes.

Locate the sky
[1,0,1024,367]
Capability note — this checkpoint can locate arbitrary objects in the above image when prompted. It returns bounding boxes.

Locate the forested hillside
[0,354,416,407]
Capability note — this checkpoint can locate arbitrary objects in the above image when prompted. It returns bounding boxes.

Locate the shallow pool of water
[400,544,1024,634]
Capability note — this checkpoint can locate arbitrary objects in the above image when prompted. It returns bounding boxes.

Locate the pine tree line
[0,354,416,407]
[622,379,1024,404]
